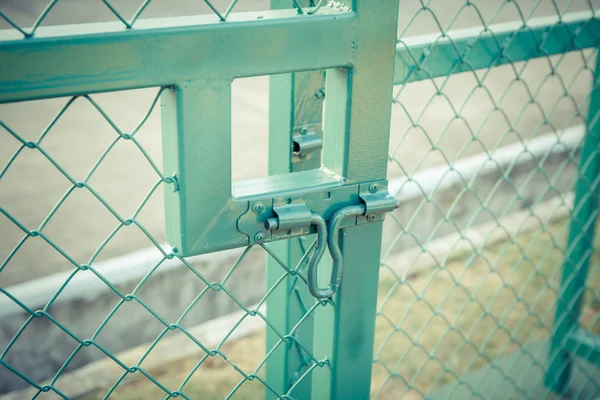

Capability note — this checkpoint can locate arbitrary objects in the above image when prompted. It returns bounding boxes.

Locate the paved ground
[0,0,595,285]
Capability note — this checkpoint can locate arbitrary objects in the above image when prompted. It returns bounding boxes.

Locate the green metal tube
[266,3,326,398]
[546,50,600,393]
[311,0,399,397]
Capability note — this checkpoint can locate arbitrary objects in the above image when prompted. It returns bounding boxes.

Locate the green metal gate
[1,0,600,399]
[0,1,399,398]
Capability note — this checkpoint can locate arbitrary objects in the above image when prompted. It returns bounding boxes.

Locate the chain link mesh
[0,0,322,38]
[2,0,600,399]
[0,87,330,398]
[375,0,600,398]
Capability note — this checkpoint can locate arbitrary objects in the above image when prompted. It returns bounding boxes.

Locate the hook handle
[325,205,367,297]
[306,212,330,299]
[306,200,397,299]
[306,205,368,299]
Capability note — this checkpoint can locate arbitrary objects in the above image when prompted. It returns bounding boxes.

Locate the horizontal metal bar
[3,9,597,100]
[0,9,354,103]
[232,168,343,199]
[394,11,600,85]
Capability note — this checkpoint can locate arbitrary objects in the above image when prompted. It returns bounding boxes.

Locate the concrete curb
[381,193,573,281]
[0,126,583,393]
[388,125,583,200]
[1,191,574,400]
[0,305,265,400]
[381,125,582,260]
[0,245,246,320]
[1,125,583,318]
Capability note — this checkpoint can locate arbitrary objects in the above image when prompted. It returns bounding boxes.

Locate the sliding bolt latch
[307,184,399,300]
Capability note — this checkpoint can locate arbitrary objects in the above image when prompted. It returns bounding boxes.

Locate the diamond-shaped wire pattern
[2,0,600,399]
[376,0,600,398]
[0,88,329,398]
[0,0,320,38]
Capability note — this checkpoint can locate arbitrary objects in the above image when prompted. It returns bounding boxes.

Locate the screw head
[367,215,376,222]
[298,153,307,159]
[300,127,308,136]
[252,201,265,214]
[315,89,325,99]
[254,232,266,243]
[369,183,379,193]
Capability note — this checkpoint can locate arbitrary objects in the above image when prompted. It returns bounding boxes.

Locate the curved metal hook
[307,204,369,299]
[306,212,331,299]
[325,205,367,297]
[306,197,399,299]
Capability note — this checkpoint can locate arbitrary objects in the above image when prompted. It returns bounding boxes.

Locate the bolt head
[265,218,279,231]
[298,153,307,159]
[254,232,266,243]
[252,201,265,214]
[367,215,376,222]
[314,89,325,99]
[300,127,308,135]
[369,183,379,193]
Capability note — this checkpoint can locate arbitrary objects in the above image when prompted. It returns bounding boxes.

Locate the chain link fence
[375,0,600,398]
[0,81,329,397]
[0,2,328,397]
[1,0,600,399]
[0,0,323,37]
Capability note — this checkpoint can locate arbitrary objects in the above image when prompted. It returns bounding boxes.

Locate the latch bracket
[357,183,398,225]
[265,201,312,232]
[292,123,323,165]
[236,180,397,245]
[236,180,399,299]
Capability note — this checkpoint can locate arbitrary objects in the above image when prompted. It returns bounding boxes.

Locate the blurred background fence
[377,1,600,399]
[1,0,600,399]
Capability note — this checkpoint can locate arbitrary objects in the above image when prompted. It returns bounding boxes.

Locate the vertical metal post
[161,80,232,253]
[266,2,325,398]
[313,1,399,398]
[546,51,600,393]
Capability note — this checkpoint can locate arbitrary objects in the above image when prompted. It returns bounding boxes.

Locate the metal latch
[265,201,329,299]
[292,124,322,160]
[265,202,313,232]
[258,183,398,299]
[316,183,399,299]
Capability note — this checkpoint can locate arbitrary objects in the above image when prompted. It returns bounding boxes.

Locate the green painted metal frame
[259,6,600,399]
[2,3,600,398]
[0,7,359,256]
[0,9,353,104]
[309,2,399,397]
[545,50,600,394]
[1,7,357,257]
[258,5,600,398]
[267,67,324,396]
[3,8,596,102]
[264,0,400,396]
[395,10,600,85]
[265,2,326,398]
[0,1,398,397]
